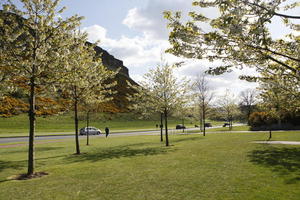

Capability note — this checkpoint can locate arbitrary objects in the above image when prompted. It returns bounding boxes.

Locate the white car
[79,127,101,135]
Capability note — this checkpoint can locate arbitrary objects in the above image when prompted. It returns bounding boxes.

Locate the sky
[16,0,299,100]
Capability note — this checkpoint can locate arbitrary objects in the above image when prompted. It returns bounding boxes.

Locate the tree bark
[27,77,36,175]
[199,106,203,133]
[74,97,80,154]
[202,101,206,136]
[160,112,163,142]
[164,108,169,146]
[86,111,89,146]
[182,118,185,133]
[247,106,251,125]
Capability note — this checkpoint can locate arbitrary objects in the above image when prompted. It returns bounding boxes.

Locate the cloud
[82,0,259,99]
[82,25,107,43]
[122,0,219,40]
[122,0,194,40]
[174,59,259,96]
[82,24,170,77]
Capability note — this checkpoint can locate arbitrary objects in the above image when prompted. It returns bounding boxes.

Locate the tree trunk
[160,112,163,142]
[199,106,203,132]
[202,102,206,136]
[269,130,272,140]
[74,98,80,154]
[247,107,251,125]
[86,111,89,146]
[27,77,36,176]
[164,108,169,146]
[278,118,282,127]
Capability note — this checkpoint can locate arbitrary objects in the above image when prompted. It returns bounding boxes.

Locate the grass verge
[0,131,300,199]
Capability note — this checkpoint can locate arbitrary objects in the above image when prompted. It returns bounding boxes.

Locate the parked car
[223,123,230,127]
[176,124,186,129]
[79,127,101,135]
[204,123,212,127]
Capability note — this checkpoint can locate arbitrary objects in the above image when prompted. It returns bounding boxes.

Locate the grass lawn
[0,113,200,137]
[207,125,250,132]
[186,125,250,134]
[0,131,300,199]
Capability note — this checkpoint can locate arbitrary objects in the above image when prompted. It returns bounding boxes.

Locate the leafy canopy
[164,0,300,78]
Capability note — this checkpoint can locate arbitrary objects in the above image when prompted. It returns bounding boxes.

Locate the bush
[249,111,300,130]
[248,112,274,127]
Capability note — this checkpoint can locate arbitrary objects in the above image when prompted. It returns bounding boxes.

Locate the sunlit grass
[0,113,198,137]
[0,131,300,199]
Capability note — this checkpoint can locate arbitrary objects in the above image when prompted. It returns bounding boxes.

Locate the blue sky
[57,0,260,97]
[60,0,147,39]
[7,0,298,98]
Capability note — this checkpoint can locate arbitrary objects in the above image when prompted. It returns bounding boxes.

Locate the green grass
[207,125,250,132]
[186,125,250,134]
[0,131,300,199]
[0,113,199,137]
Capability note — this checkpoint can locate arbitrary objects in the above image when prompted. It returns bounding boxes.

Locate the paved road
[0,124,248,145]
[0,130,162,144]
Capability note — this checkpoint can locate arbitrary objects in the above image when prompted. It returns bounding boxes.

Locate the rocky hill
[0,11,137,115]
[87,42,137,112]
[91,43,129,78]
[94,45,137,113]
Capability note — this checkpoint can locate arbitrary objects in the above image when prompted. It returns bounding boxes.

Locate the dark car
[79,127,101,135]
[204,123,212,127]
[223,123,230,127]
[176,124,186,129]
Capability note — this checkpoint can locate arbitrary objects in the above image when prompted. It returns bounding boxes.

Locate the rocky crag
[92,44,129,78]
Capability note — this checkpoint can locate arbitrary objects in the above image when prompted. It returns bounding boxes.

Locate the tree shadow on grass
[65,145,174,163]
[248,146,300,184]
[4,146,64,154]
[0,160,25,173]
[0,160,25,183]
[171,136,204,144]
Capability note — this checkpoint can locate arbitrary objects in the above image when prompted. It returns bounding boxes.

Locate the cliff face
[87,42,129,77]
[88,43,137,112]
[97,47,129,77]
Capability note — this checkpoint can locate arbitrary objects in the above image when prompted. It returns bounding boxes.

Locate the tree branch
[245,1,300,19]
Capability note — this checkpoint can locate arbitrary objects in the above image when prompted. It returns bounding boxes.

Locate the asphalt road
[0,130,164,144]
[0,125,248,145]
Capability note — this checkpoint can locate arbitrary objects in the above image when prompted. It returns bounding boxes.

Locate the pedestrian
[105,127,109,137]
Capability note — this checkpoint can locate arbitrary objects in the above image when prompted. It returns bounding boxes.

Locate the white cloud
[82,0,260,100]
[122,0,194,40]
[82,25,107,43]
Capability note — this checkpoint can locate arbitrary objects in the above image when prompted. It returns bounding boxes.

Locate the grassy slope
[0,113,227,137]
[207,125,250,132]
[0,131,300,199]
[0,113,200,137]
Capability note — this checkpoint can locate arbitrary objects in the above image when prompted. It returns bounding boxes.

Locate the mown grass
[0,131,300,199]
[0,113,199,137]
[187,125,250,134]
[207,125,250,132]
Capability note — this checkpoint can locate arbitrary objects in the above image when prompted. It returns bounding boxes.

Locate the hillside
[0,11,137,115]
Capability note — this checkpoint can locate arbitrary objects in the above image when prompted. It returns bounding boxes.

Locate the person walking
[105,127,110,138]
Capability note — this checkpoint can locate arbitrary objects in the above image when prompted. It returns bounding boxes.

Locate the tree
[0,0,83,176]
[173,104,191,133]
[164,1,300,79]
[59,34,117,153]
[127,81,166,141]
[258,65,300,126]
[217,90,240,130]
[129,62,190,146]
[192,73,214,136]
[239,89,257,124]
